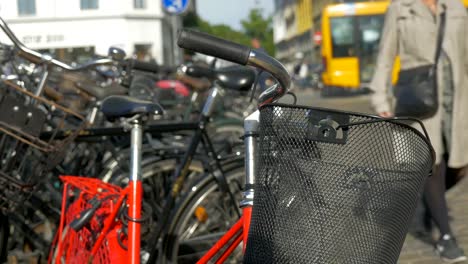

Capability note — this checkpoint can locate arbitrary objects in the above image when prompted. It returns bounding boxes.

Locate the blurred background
[0,0,276,66]
[0,1,467,264]
[0,0,408,97]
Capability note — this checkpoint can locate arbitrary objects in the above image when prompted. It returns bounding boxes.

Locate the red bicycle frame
[196,206,252,264]
[52,120,145,264]
[196,110,259,264]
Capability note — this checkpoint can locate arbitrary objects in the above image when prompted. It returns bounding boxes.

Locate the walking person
[370,0,468,262]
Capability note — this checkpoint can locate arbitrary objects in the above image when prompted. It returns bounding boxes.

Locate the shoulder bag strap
[434,5,447,66]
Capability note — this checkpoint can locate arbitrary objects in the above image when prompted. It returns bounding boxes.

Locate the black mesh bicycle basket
[244,104,434,264]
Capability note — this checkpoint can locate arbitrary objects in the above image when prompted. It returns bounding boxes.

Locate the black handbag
[394,8,446,119]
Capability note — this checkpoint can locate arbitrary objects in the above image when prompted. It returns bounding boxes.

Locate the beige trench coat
[370,0,468,167]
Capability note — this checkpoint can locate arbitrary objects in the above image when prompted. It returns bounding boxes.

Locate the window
[358,15,384,58]
[134,0,146,9]
[358,15,384,82]
[81,0,98,10]
[17,0,36,15]
[330,17,355,58]
[134,44,153,61]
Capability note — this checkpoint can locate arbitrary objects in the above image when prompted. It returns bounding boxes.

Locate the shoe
[435,234,467,263]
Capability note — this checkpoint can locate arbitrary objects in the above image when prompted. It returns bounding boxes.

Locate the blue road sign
[162,0,190,15]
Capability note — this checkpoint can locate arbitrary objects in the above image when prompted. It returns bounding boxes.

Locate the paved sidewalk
[398,176,468,264]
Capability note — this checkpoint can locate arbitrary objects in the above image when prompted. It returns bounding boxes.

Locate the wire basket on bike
[51,176,126,264]
[0,79,87,212]
[245,104,434,264]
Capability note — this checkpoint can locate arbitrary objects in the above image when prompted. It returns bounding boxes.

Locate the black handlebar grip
[127,59,159,73]
[177,29,251,66]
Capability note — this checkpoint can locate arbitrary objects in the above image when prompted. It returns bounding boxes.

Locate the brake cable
[249,69,262,103]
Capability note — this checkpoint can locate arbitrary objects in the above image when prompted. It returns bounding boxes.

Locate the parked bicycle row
[0,16,258,263]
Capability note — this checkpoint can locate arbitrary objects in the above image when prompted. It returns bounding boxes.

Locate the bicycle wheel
[108,157,204,195]
[212,122,244,145]
[162,166,244,264]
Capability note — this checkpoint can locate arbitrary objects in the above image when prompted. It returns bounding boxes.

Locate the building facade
[0,0,182,65]
[274,0,391,68]
[273,0,333,66]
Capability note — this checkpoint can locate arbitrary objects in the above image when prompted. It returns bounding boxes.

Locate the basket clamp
[306,110,349,144]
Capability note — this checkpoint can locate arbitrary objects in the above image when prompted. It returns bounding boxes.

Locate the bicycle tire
[0,213,8,263]
[108,158,206,236]
[213,123,244,142]
[108,158,205,185]
[161,166,245,264]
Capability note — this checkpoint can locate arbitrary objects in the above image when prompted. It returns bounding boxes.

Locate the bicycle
[168,29,436,263]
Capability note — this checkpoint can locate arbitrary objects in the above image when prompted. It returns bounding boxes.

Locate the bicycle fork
[128,119,143,264]
[197,110,259,263]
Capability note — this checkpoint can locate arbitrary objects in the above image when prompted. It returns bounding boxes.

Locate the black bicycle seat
[184,64,255,92]
[100,95,164,121]
[214,65,256,92]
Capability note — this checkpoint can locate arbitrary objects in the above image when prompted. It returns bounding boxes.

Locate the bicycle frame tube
[128,121,143,264]
[146,85,226,263]
[35,68,49,97]
[200,130,242,217]
[197,110,259,263]
[201,84,222,117]
[196,214,244,264]
[169,85,221,199]
[40,121,200,141]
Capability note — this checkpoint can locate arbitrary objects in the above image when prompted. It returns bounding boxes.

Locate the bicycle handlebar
[125,59,176,75]
[0,17,113,71]
[126,59,159,74]
[178,29,251,65]
[177,29,291,106]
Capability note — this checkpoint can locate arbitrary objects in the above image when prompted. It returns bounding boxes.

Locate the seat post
[128,118,143,264]
[201,85,222,118]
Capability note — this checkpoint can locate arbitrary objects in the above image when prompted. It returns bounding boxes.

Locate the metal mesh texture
[51,176,125,264]
[0,80,87,212]
[244,104,434,264]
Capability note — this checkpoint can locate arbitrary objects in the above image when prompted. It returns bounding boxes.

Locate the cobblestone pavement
[398,175,468,264]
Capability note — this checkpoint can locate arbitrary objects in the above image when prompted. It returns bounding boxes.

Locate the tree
[241,8,275,56]
[182,8,275,56]
[183,14,251,47]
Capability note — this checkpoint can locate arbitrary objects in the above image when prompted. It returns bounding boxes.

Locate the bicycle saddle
[215,65,256,91]
[185,64,216,79]
[75,81,127,100]
[185,65,256,92]
[175,72,211,92]
[100,95,164,121]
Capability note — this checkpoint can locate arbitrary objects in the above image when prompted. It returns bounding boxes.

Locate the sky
[196,0,275,31]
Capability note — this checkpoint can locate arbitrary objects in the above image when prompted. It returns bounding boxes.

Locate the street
[288,88,468,264]
[281,88,374,114]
